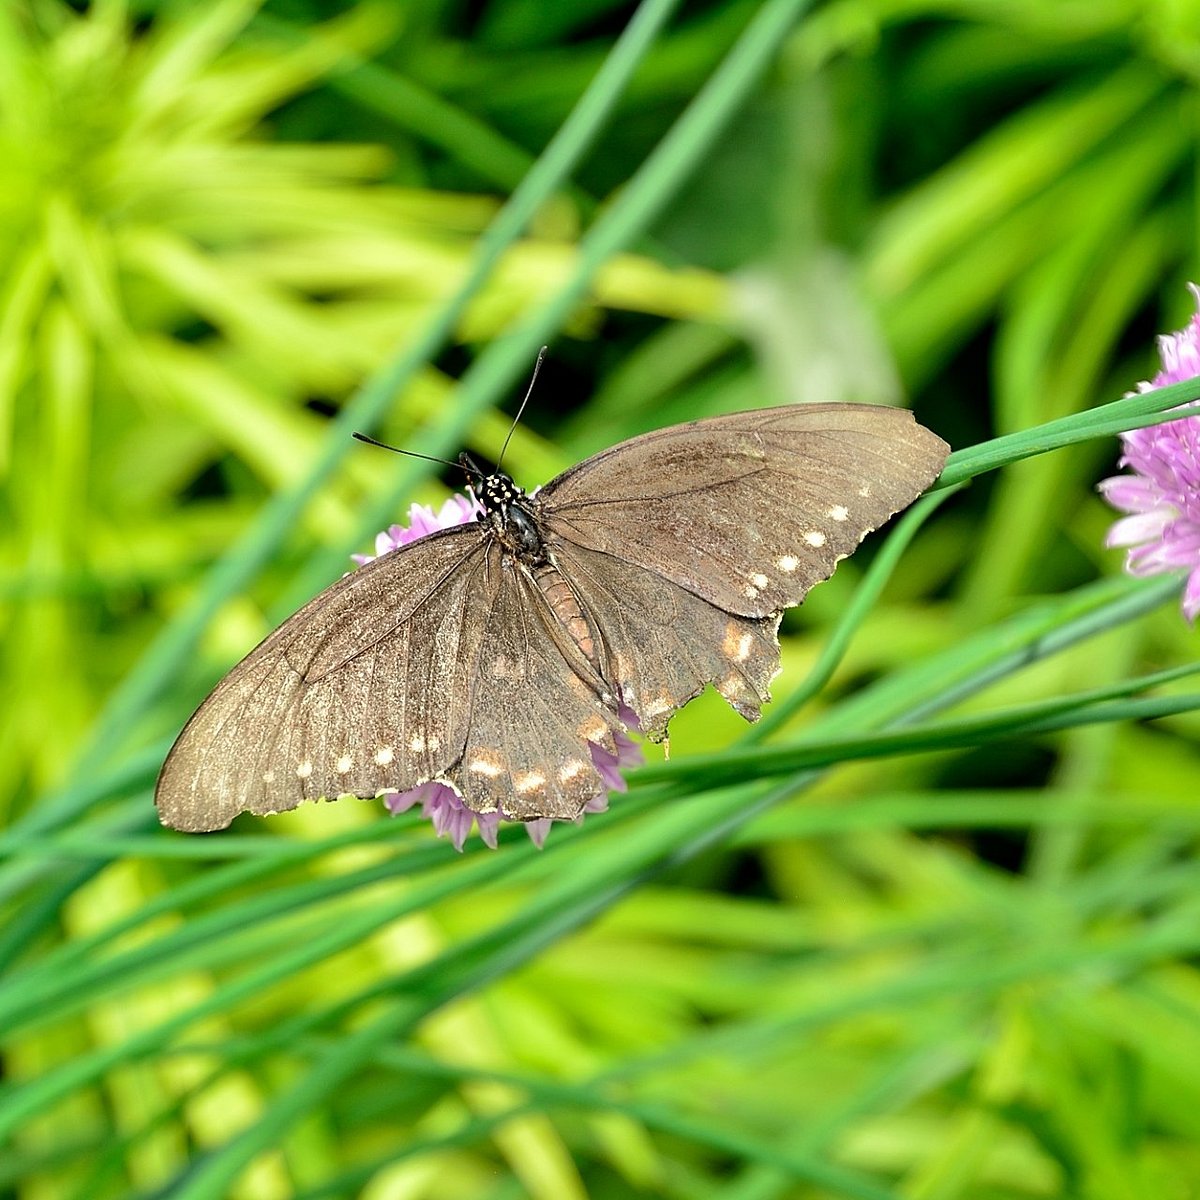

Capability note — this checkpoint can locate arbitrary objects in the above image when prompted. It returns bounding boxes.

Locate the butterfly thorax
[480,471,544,562]
[479,470,600,670]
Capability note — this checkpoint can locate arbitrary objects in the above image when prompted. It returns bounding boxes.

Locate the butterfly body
[156,404,949,833]
[479,471,544,563]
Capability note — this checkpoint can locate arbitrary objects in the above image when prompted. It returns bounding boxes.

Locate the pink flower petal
[475,811,501,850]
[1184,567,1200,622]
[1106,510,1173,548]
[382,789,417,815]
[1100,283,1200,620]
[1096,475,1160,514]
[525,819,552,849]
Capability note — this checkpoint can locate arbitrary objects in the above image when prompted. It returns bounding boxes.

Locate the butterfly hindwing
[540,404,949,619]
[451,543,625,820]
[547,535,780,739]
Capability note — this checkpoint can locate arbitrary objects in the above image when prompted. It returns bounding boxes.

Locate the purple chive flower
[1098,283,1200,622]
[357,489,643,849]
[351,493,483,566]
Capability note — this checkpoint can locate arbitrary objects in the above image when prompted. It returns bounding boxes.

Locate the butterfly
[156,403,949,832]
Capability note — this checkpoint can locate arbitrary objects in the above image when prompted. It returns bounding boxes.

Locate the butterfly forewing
[540,405,949,619]
[156,527,492,832]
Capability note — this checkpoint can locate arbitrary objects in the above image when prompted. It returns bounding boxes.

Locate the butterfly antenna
[496,345,547,471]
[351,432,486,479]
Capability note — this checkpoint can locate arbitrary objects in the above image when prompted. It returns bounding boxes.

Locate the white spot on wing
[375,746,394,766]
[409,733,426,753]
[296,761,313,779]
[559,760,587,782]
[427,735,440,753]
[515,771,547,793]
[804,530,826,547]
[719,673,746,696]
[776,554,799,573]
[469,757,503,778]
[751,572,769,589]
[336,754,352,774]
[744,584,759,600]
[723,623,753,662]
[828,504,849,521]
[858,484,871,497]
[580,715,611,742]
[263,770,275,784]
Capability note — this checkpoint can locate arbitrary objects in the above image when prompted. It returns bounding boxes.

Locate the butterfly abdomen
[530,561,598,667]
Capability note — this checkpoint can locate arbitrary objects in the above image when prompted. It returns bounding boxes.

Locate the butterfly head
[478,470,526,514]
[456,452,523,513]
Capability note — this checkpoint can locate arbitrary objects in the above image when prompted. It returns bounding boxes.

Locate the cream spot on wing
[374,746,394,766]
[644,695,673,718]
[515,771,547,793]
[613,653,635,679]
[580,715,611,742]
[719,673,746,696]
[296,761,313,779]
[723,623,753,662]
[409,733,426,753]
[744,584,759,600]
[335,754,353,774]
[804,530,827,547]
[263,770,275,784]
[776,554,799,573]
[751,572,769,589]
[858,484,871,498]
[828,504,849,521]
[559,760,587,782]
[427,734,440,753]
[469,757,503,778]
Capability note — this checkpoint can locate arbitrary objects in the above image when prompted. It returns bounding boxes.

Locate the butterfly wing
[156,525,494,832]
[158,403,948,832]
[546,536,781,739]
[453,542,626,820]
[540,404,949,619]
[538,404,948,735]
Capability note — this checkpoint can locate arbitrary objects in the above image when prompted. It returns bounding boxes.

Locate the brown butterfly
[156,403,948,832]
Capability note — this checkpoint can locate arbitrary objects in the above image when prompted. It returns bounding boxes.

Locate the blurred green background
[4,1,1200,1197]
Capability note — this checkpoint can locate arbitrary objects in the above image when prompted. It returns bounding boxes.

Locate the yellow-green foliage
[3,1,1200,1198]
